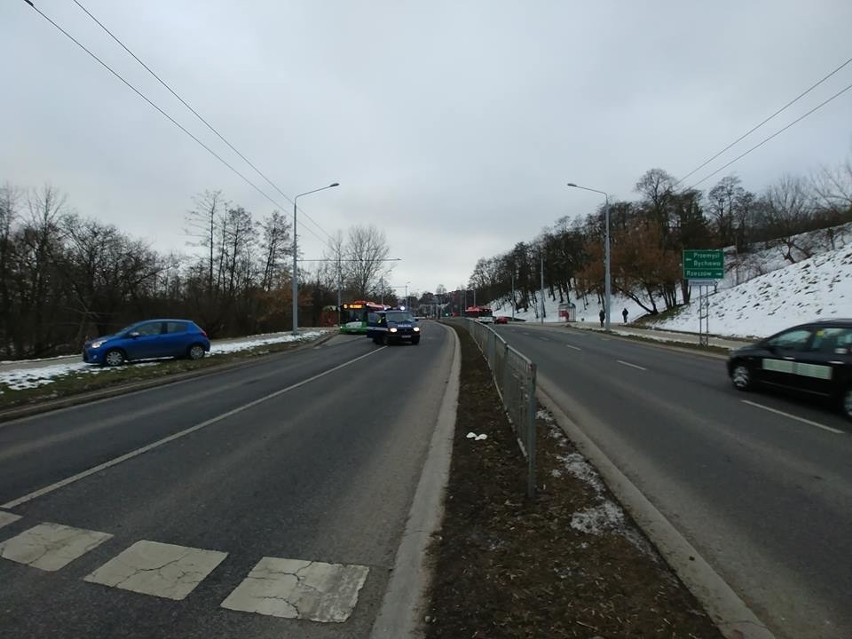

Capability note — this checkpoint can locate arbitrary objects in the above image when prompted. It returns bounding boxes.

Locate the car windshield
[385,311,413,323]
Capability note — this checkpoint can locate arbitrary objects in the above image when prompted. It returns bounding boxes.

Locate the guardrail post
[502,342,510,405]
[526,361,537,498]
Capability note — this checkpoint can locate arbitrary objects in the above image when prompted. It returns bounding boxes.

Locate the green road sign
[683,249,724,280]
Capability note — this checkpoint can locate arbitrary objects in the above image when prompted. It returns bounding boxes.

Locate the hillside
[489,223,852,339]
[651,245,852,338]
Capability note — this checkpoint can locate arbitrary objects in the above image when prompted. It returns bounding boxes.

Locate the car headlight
[413,326,420,332]
[389,327,398,333]
[90,340,107,348]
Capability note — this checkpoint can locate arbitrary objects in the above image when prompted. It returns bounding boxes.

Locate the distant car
[726,319,852,419]
[494,316,509,324]
[477,315,495,324]
[366,309,421,345]
[83,319,210,366]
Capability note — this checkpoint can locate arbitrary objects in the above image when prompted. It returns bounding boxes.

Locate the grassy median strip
[423,325,723,638]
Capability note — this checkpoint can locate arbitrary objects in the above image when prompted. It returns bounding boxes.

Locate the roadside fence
[450,318,537,498]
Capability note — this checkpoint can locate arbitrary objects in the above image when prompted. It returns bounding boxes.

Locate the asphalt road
[0,324,454,639]
[496,323,852,639]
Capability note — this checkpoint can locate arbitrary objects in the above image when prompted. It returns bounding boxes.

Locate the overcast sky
[3,1,851,297]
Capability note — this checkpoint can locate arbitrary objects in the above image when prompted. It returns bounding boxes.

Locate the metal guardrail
[450,318,537,497]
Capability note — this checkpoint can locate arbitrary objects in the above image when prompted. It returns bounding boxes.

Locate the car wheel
[730,361,752,391]
[188,344,206,360]
[842,386,852,421]
[104,349,126,367]
[412,337,420,345]
[381,334,389,346]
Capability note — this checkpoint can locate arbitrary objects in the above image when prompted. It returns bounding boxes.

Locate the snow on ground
[0,331,325,393]
[649,247,852,339]
[570,501,626,535]
[489,231,852,339]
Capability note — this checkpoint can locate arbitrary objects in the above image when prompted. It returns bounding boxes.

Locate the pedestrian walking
[599,308,605,328]
[622,308,628,324]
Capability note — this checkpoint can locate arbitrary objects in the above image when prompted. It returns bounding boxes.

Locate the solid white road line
[565,344,582,351]
[1,349,386,510]
[617,360,647,371]
[740,400,844,434]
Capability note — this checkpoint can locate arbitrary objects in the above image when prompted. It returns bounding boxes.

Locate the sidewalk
[565,322,752,351]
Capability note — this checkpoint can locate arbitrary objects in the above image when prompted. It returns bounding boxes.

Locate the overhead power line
[676,54,852,187]
[686,79,852,190]
[23,0,334,247]
[69,0,336,245]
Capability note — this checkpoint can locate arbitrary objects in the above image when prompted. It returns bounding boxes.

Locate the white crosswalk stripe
[1,517,371,622]
[0,522,112,571]
[221,557,370,622]
[84,540,227,601]
[0,511,21,529]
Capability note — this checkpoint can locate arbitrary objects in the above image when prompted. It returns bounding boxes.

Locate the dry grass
[423,325,723,638]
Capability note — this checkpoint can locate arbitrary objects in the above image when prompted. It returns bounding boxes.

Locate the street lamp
[292,182,339,335]
[567,182,611,331]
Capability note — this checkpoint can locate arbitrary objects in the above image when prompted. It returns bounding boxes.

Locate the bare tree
[634,168,676,239]
[18,185,68,355]
[343,225,392,299]
[761,175,816,263]
[707,175,743,247]
[812,155,852,215]
[58,214,171,339]
[185,190,224,295]
[258,210,292,291]
[318,230,345,300]
[0,184,21,355]
[221,206,256,298]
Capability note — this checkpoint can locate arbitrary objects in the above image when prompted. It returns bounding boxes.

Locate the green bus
[339,300,386,334]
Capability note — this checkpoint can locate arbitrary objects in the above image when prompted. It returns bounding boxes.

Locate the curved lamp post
[292,182,339,334]
[567,182,611,331]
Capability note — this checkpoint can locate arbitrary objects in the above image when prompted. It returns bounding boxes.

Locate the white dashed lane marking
[0,349,385,510]
[0,511,21,529]
[0,522,112,571]
[84,540,227,601]
[617,360,647,371]
[565,344,582,351]
[221,557,369,622]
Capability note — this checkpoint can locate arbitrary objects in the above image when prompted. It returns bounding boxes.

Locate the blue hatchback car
[82,319,210,366]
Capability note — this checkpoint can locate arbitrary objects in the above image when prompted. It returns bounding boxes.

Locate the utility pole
[336,249,342,327]
[540,252,545,325]
[511,267,515,321]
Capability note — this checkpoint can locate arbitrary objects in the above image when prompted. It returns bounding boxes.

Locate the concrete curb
[369,322,460,639]
[537,381,777,639]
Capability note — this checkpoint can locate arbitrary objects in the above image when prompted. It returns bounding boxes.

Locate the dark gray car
[727,319,852,419]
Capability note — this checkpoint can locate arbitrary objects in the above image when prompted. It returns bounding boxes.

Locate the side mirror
[128,331,141,338]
